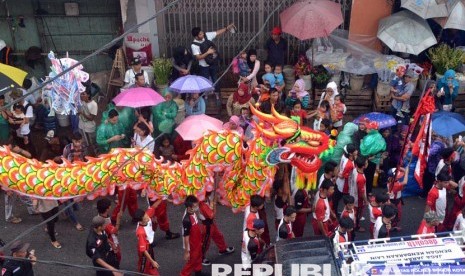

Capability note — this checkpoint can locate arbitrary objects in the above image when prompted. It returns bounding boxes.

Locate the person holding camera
[1,240,36,275]
[191,24,235,98]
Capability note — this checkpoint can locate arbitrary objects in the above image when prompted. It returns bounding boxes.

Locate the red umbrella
[280,0,343,40]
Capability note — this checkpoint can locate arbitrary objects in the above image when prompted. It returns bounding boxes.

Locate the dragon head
[250,104,329,173]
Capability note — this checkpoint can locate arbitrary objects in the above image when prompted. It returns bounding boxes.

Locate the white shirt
[336,155,349,192]
[191,31,217,67]
[78,100,98,132]
[133,133,154,153]
[436,188,447,222]
[459,177,465,198]
[454,213,465,231]
[124,69,150,86]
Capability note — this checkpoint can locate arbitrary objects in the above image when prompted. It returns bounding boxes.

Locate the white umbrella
[377,10,437,55]
[442,0,465,31]
[401,0,448,19]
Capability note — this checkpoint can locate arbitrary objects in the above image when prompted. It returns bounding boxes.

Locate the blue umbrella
[353,112,396,129]
[432,111,465,137]
[169,75,214,93]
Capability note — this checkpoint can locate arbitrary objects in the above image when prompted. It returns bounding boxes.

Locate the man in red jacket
[199,192,234,266]
[134,203,161,275]
[181,195,205,276]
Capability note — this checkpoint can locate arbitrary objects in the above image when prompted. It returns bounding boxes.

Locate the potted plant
[294,54,313,90]
[311,65,332,90]
[428,44,465,77]
[151,56,172,90]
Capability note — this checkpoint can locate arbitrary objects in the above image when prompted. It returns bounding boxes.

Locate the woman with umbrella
[186,92,205,116]
[152,88,178,136]
[437,70,460,112]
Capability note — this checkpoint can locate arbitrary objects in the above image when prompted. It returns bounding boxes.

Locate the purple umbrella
[169,75,214,93]
[353,112,396,129]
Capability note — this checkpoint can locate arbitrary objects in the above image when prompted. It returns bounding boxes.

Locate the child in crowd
[331,95,346,130]
[368,193,389,238]
[350,156,368,232]
[373,204,397,239]
[285,79,310,110]
[237,51,250,78]
[425,172,457,232]
[387,167,409,231]
[276,207,296,241]
[223,115,244,135]
[11,103,29,145]
[312,179,336,237]
[290,100,308,126]
[274,65,285,93]
[333,217,354,254]
[319,119,331,135]
[239,107,251,132]
[158,135,175,162]
[262,73,276,90]
[417,211,441,235]
[390,65,409,118]
[341,195,356,241]
[309,100,331,131]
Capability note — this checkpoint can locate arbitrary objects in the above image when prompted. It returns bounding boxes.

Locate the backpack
[192,37,219,66]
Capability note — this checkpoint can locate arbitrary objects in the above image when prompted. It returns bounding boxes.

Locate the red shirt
[417,219,435,235]
[341,160,354,194]
[290,110,307,125]
[389,181,403,200]
[341,208,356,222]
[313,196,330,222]
[136,207,156,255]
[427,186,447,222]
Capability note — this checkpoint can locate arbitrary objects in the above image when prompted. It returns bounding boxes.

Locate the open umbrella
[353,112,397,129]
[432,110,465,137]
[401,0,448,19]
[279,0,343,40]
[175,114,223,140]
[435,0,465,31]
[0,63,28,92]
[169,75,214,94]
[112,87,165,108]
[377,10,437,55]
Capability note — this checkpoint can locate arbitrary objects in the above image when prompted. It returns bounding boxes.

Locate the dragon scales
[0,105,329,212]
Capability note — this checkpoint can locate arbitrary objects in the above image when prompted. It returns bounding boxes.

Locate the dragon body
[0,105,329,211]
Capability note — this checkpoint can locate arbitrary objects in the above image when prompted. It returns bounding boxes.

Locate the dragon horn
[249,102,281,124]
[271,104,294,123]
[252,120,280,139]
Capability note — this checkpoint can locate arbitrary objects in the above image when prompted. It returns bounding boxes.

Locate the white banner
[354,238,464,263]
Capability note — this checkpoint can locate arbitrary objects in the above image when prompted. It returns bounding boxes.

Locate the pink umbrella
[280,0,343,40]
[175,114,224,141]
[112,87,165,108]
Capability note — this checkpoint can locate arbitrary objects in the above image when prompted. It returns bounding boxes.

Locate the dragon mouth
[267,148,320,174]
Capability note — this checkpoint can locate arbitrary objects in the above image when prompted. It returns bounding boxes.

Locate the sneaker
[360,216,366,221]
[7,217,22,224]
[401,108,410,113]
[396,111,404,118]
[202,258,211,266]
[219,246,235,255]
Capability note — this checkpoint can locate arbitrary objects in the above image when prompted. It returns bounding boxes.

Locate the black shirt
[265,38,288,67]
[86,229,118,276]
[1,259,34,276]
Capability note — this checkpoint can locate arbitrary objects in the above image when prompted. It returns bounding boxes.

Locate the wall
[0,0,122,78]
[348,0,392,51]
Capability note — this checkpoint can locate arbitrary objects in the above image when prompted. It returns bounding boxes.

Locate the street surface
[0,191,426,275]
